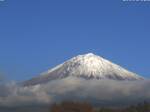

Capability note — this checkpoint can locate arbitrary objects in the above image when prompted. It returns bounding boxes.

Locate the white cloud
[0,77,150,110]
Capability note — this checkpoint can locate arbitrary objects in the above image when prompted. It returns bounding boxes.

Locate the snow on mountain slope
[23,53,144,86]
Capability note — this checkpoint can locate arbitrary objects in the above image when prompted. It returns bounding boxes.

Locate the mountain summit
[24,53,143,86]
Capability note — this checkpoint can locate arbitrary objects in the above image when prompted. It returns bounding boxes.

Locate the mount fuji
[23,53,143,86]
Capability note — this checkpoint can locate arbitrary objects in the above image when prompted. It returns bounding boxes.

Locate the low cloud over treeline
[0,77,150,110]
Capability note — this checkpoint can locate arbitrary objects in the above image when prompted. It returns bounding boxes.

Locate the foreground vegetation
[50,101,150,112]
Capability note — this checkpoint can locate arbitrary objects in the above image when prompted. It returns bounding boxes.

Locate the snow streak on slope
[24,53,143,86]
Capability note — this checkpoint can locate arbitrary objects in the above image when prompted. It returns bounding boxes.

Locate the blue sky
[0,0,150,81]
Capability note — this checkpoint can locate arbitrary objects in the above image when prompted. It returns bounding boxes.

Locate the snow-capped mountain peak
[23,53,144,86]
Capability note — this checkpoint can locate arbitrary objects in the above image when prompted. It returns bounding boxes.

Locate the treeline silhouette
[50,101,150,112]
[50,101,94,112]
